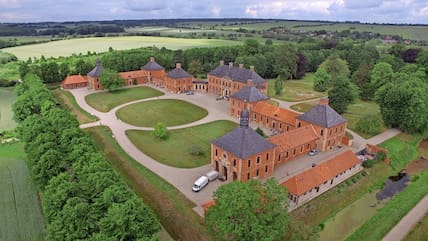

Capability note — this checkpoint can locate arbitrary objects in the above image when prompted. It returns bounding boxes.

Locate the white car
[308,149,319,156]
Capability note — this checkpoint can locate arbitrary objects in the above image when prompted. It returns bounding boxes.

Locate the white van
[192,176,209,192]
[206,170,219,181]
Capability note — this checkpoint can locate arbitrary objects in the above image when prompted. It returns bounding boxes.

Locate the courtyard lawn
[0,143,45,241]
[85,86,164,112]
[2,36,241,60]
[84,126,212,241]
[52,89,98,124]
[117,99,208,127]
[404,213,428,241]
[290,100,318,113]
[126,120,237,168]
[0,87,17,131]
[268,73,327,102]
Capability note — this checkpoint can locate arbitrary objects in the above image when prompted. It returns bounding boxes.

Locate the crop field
[0,143,45,241]
[2,36,241,60]
[0,87,17,131]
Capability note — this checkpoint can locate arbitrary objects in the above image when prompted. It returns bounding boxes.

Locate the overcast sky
[0,0,427,24]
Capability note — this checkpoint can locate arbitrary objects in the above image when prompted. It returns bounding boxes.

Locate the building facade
[165,63,193,93]
[229,86,269,117]
[61,75,88,89]
[141,57,166,87]
[251,101,299,134]
[208,61,268,97]
[211,109,277,182]
[87,59,103,90]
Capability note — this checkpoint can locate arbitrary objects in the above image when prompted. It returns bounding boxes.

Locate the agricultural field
[117,99,208,127]
[2,36,241,60]
[0,143,45,241]
[85,86,164,112]
[0,87,17,131]
[126,120,237,168]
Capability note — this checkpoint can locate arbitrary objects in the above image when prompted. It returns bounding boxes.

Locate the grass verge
[0,87,17,131]
[268,73,326,102]
[83,126,212,241]
[345,170,428,241]
[0,143,45,241]
[52,88,98,124]
[379,133,423,171]
[403,212,428,241]
[127,120,237,168]
[117,99,208,127]
[85,86,164,112]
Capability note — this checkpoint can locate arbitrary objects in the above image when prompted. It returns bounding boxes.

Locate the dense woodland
[12,74,160,240]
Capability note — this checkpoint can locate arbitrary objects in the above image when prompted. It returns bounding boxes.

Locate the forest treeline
[12,74,160,240]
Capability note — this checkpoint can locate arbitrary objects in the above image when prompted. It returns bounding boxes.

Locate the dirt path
[382,194,428,241]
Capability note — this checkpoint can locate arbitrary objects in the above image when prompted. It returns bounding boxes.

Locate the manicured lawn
[52,88,98,124]
[268,73,327,102]
[291,162,391,228]
[0,87,17,131]
[127,120,237,167]
[342,99,386,139]
[2,36,241,60]
[84,126,212,241]
[117,99,208,127]
[379,133,423,171]
[0,143,45,241]
[404,213,428,241]
[290,99,385,138]
[85,86,164,112]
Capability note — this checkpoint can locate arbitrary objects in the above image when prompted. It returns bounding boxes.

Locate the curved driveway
[70,85,401,216]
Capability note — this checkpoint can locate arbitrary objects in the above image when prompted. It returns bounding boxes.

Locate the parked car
[206,170,219,181]
[186,91,194,95]
[308,149,319,156]
[192,176,209,192]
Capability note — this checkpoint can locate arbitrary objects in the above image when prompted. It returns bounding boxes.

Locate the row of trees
[12,75,160,240]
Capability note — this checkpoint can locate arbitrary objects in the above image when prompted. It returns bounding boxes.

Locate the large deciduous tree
[319,54,350,82]
[99,68,124,92]
[370,62,395,90]
[375,79,428,133]
[274,44,298,80]
[313,67,331,92]
[153,122,168,139]
[206,179,290,241]
[328,76,358,114]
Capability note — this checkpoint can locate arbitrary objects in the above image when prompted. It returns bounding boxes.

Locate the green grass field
[0,61,19,80]
[268,73,327,102]
[0,143,45,241]
[117,99,208,127]
[52,89,98,124]
[0,87,17,131]
[84,126,211,241]
[404,213,428,241]
[127,120,237,168]
[2,36,241,60]
[319,191,387,241]
[379,133,423,171]
[85,86,164,112]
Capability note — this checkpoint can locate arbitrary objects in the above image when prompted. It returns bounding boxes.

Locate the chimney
[150,57,155,62]
[250,66,254,71]
[229,62,233,68]
[176,63,181,69]
[239,63,243,69]
[220,60,224,66]
[320,97,329,106]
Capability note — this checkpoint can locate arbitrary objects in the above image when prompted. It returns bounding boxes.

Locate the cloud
[212,6,221,17]
[343,0,383,9]
[125,0,167,12]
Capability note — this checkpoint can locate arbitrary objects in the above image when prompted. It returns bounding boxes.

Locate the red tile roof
[282,150,361,196]
[118,70,148,79]
[61,75,88,86]
[202,200,216,212]
[268,125,319,152]
[252,102,299,125]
